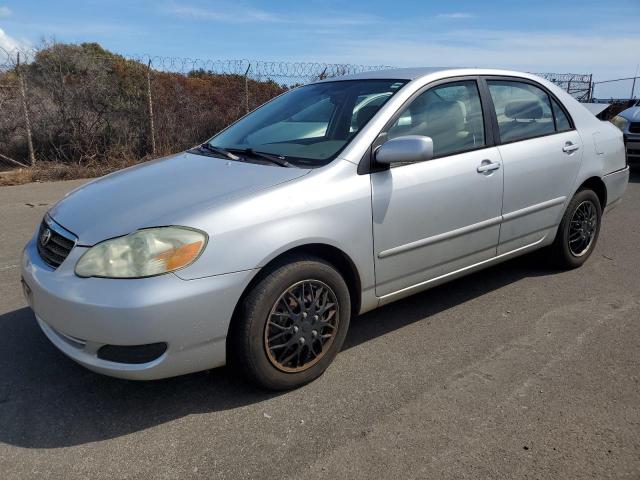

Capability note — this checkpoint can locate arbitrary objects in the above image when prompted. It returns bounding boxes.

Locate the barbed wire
[0,46,393,82]
[1,46,597,88]
[536,72,592,83]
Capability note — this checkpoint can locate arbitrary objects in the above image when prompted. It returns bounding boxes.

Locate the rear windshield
[208,79,407,166]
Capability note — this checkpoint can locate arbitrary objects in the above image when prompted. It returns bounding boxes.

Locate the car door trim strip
[378,215,502,259]
[502,196,566,222]
[378,196,566,260]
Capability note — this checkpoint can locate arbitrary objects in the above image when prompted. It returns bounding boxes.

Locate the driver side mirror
[374,135,434,165]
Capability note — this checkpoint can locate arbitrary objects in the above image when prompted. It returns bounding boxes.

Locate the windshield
[207,79,407,166]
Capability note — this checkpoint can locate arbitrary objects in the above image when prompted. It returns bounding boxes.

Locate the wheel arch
[226,243,363,352]
[577,176,607,208]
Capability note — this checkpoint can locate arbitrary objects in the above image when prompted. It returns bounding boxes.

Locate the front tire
[549,189,602,269]
[230,255,351,390]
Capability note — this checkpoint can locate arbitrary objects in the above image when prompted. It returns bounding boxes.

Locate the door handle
[562,142,580,154]
[477,160,501,173]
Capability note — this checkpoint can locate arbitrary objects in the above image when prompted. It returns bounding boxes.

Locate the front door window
[387,81,486,158]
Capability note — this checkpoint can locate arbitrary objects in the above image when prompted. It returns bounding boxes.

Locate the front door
[371,80,504,297]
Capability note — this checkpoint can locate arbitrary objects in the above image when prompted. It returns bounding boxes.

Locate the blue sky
[1,0,639,93]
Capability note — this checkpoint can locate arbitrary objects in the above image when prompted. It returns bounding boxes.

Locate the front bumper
[21,235,256,380]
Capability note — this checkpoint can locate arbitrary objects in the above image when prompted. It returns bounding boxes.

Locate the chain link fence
[591,76,639,102]
[0,44,595,174]
[0,45,394,172]
[535,73,593,102]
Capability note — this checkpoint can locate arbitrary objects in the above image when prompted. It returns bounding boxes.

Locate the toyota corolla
[21,68,629,390]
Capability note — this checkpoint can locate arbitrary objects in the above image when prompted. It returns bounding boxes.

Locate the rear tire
[229,255,351,391]
[549,189,602,269]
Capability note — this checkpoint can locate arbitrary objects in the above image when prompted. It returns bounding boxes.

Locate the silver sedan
[21,68,629,390]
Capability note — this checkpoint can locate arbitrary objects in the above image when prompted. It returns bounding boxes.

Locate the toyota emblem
[40,228,52,246]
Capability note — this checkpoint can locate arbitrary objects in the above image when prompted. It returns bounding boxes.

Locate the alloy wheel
[264,280,339,373]
[568,200,597,257]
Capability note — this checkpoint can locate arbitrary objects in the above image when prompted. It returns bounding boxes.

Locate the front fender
[173,161,376,300]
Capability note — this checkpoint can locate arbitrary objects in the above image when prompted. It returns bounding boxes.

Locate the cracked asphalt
[1,173,639,479]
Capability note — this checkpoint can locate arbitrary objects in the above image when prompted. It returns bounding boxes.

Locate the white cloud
[436,13,474,19]
[0,5,11,17]
[167,4,280,23]
[165,3,377,26]
[319,29,639,81]
[0,27,29,53]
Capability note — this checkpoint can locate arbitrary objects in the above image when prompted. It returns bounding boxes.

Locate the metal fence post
[17,52,36,166]
[146,59,156,156]
[244,63,251,114]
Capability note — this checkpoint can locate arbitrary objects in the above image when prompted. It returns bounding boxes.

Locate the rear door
[484,78,583,254]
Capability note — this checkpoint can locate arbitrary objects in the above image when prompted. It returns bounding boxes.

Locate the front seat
[425,101,468,156]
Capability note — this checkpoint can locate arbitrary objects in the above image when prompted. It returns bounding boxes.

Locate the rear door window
[487,80,555,143]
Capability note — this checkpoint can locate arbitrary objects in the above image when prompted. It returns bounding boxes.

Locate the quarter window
[487,80,557,142]
[551,98,571,132]
[386,81,486,157]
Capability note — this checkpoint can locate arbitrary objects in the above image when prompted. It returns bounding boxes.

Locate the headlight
[611,115,629,131]
[75,227,207,278]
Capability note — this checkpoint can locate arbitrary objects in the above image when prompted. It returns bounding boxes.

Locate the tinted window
[487,81,555,142]
[290,97,333,123]
[551,98,571,131]
[350,92,392,133]
[387,81,485,157]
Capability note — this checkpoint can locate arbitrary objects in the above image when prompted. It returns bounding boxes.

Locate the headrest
[355,105,379,130]
[504,101,543,120]
[426,101,465,133]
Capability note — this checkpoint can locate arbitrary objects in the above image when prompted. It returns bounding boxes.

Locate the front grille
[630,122,640,134]
[37,215,77,269]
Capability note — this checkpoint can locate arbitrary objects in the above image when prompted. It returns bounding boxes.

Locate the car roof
[327,67,452,81]
[314,67,537,83]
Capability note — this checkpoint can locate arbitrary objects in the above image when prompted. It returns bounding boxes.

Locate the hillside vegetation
[0,43,286,182]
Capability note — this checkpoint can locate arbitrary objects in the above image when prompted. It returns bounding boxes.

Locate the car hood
[619,106,640,121]
[49,152,310,245]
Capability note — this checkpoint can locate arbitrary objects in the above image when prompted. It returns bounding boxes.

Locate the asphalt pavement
[1,174,639,479]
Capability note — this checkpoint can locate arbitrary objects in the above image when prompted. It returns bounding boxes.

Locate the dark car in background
[611,100,640,165]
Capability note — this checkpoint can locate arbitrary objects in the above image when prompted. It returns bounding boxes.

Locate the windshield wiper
[228,148,295,168]
[196,143,241,161]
